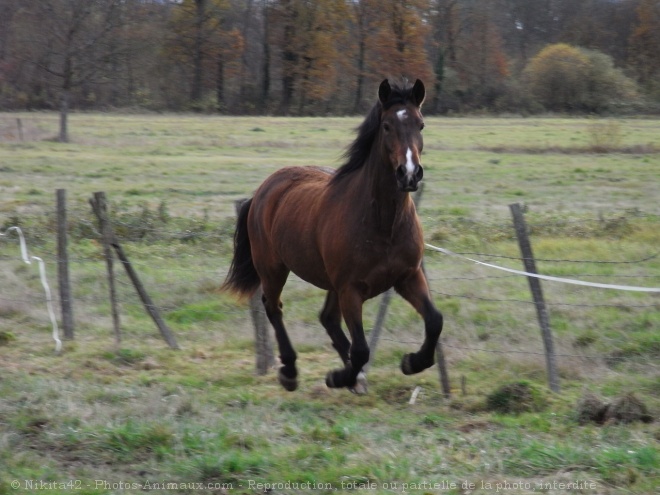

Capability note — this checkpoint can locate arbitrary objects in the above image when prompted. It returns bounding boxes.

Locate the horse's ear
[378,79,391,104]
[412,79,425,107]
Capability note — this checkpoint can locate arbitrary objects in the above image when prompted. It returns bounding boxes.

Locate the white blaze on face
[397,109,407,121]
[405,147,415,174]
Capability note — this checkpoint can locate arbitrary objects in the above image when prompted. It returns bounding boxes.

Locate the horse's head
[378,78,425,192]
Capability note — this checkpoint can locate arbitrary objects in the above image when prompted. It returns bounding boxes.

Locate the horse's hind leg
[320,291,367,394]
[395,269,443,375]
[260,267,298,391]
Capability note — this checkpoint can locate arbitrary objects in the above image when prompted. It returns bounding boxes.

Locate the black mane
[331,82,418,184]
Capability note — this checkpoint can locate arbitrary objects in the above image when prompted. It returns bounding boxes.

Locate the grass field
[0,112,659,494]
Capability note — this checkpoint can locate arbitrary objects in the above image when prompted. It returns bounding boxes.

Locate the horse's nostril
[396,165,406,180]
[416,166,423,181]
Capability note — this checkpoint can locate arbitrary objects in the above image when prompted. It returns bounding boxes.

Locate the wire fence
[1,206,659,393]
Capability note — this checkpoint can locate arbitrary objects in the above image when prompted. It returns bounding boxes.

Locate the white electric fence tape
[425,243,660,293]
[1,226,62,352]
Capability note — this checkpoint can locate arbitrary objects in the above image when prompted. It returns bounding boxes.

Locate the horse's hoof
[325,370,339,388]
[349,372,368,395]
[401,353,415,375]
[278,368,298,392]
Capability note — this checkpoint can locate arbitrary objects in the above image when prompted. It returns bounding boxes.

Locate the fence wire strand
[1,211,659,373]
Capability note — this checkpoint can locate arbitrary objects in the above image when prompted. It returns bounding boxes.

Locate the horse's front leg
[325,288,369,394]
[395,268,443,375]
[319,290,368,393]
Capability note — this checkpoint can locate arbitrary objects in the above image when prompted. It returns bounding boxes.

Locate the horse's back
[248,166,334,288]
[250,166,331,223]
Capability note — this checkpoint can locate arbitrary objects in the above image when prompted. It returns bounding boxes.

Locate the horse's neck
[361,156,412,235]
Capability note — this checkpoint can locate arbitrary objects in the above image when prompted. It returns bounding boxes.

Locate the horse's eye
[383,122,391,132]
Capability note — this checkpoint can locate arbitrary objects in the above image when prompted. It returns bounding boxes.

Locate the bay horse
[223,79,443,393]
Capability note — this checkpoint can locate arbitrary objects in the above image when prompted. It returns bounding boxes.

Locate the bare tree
[16,0,127,142]
[0,1,20,62]
[261,0,271,111]
[191,0,206,104]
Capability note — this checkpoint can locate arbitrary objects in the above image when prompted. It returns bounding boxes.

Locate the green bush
[524,44,639,113]
[486,381,547,415]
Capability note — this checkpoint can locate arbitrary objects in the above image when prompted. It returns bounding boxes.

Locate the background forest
[1,0,659,117]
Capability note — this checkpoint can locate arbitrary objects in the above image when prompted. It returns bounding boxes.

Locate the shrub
[0,331,16,346]
[587,120,623,151]
[523,44,639,113]
[575,392,653,425]
[486,381,547,415]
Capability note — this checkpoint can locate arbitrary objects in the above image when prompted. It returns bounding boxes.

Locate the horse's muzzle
[396,163,423,192]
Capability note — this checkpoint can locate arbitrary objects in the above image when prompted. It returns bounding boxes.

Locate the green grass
[0,112,659,494]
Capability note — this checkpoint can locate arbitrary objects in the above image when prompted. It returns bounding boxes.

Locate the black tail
[223,198,261,298]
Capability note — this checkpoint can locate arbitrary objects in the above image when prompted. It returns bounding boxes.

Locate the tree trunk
[279,4,297,115]
[353,36,365,113]
[238,0,254,109]
[445,1,458,64]
[281,46,296,115]
[216,53,224,111]
[58,51,73,143]
[191,0,205,105]
[59,89,70,143]
[261,1,270,111]
[433,50,445,114]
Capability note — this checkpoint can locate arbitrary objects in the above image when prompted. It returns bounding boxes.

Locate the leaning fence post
[366,288,392,371]
[56,189,74,340]
[251,285,275,374]
[91,192,179,350]
[509,203,560,393]
[235,199,275,374]
[90,192,121,347]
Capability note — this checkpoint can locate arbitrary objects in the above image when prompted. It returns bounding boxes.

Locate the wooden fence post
[251,285,275,375]
[91,192,179,350]
[16,118,24,141]
[365,288,392,371]
[235,199,275,375]
[509,203,560,393]
[56,189,74,340]
[90,192,121,347]
[435,334,452,399]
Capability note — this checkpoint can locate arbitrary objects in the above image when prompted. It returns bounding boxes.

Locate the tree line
[1,0,659,121]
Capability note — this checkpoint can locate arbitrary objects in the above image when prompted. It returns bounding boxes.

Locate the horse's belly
[279,242,333,291]
[271,210,332,290]
[290,267,333,291]
[328,240,421,299]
